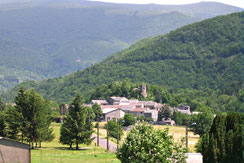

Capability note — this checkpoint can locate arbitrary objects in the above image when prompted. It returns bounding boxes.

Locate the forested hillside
[2,11,244,104]
[0,0,242,91]
[87,80,244,113]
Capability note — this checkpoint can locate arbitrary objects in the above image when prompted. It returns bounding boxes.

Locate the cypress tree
[200,134,209,163]
[200,112,244,163]
[208,133,217,163]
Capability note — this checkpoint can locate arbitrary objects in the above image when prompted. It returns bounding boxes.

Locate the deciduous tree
[117,122,186,162]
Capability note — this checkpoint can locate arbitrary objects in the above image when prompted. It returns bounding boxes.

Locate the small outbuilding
[0,137,30,163]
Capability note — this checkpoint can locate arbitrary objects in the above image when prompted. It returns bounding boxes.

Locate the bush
[122,113,136,126]
[137,115,145,122]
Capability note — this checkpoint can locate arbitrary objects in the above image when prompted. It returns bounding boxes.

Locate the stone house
[103,108,125,121]
[144,109,158,122]
[0,137,30,163]
[107,97,130,105]
[130,107,149,117]
[174,105,191,115]
[91,100,108,105]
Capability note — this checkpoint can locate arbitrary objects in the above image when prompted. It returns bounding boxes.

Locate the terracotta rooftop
[131,107,148,112]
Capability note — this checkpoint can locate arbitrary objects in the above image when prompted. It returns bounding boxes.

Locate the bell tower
[140,84,147,98]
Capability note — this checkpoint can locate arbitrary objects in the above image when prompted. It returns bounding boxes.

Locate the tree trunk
[39,142,41,148]
[35,142,37,148]
[76,142,79,150]
[32,143,34,149]
[70,143,72,149]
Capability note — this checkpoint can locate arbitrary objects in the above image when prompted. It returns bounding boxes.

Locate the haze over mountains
[0,0,243,91]
[2,11,244,103]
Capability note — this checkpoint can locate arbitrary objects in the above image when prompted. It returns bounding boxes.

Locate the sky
[89,0,244,8]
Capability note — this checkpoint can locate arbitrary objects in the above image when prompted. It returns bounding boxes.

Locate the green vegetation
[189,111,214,136]
[117,122,186,162]
[104,118,123,140]
[92,103,103,121]
[0,98,6,136]
[121,113,136,127]
[0,1,242,91]
[2,11,244,107]
[3,87,54,147]
[31,123,119,163]
[158,104,172,121]
[60,95,94,149]
[197,112,244,163]
[172,111,190,125]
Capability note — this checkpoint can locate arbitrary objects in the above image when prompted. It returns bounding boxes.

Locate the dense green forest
[2,11,244,107]
[0,0,242,91]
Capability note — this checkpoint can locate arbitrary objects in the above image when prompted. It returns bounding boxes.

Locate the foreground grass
[32,123,119,163]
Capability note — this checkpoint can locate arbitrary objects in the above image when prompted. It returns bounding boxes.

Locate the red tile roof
[131,108,147,112]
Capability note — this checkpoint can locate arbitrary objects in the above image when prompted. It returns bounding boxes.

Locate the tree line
[0,86,54,148]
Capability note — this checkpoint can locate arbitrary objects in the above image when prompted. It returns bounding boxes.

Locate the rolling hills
[2,11,244,103]
[0,0,243,91]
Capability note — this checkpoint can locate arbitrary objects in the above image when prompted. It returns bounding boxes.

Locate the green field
[31,123,119,163]
[32,123,199,162]
[95,122,199,153]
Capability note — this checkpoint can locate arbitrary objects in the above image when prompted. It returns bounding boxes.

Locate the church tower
[140,84,147,98]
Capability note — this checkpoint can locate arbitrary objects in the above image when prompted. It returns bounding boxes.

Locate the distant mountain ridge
[0,0,243,91]
[2,11,244,103]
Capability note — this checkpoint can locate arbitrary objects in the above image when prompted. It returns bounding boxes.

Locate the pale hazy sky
[90,0,244,8]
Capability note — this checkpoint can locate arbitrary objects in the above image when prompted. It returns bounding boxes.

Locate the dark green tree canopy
[198,112,244,163]
[60,94,95,150]
[4,87,54,147]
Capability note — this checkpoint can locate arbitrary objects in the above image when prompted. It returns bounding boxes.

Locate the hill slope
[0,0,242,91]
[2,11,244,103]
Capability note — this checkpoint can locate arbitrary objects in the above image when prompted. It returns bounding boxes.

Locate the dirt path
[92,134,117,152]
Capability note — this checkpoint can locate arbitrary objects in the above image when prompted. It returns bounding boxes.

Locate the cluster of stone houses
[59,95,191,124]
[88,96,191,122]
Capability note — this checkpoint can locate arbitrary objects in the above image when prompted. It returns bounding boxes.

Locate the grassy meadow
[32,122,199,162]
[31,123,119,163]
[95,122,199,153]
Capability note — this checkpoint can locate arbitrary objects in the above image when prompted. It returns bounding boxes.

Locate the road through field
[92,134,117,152]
